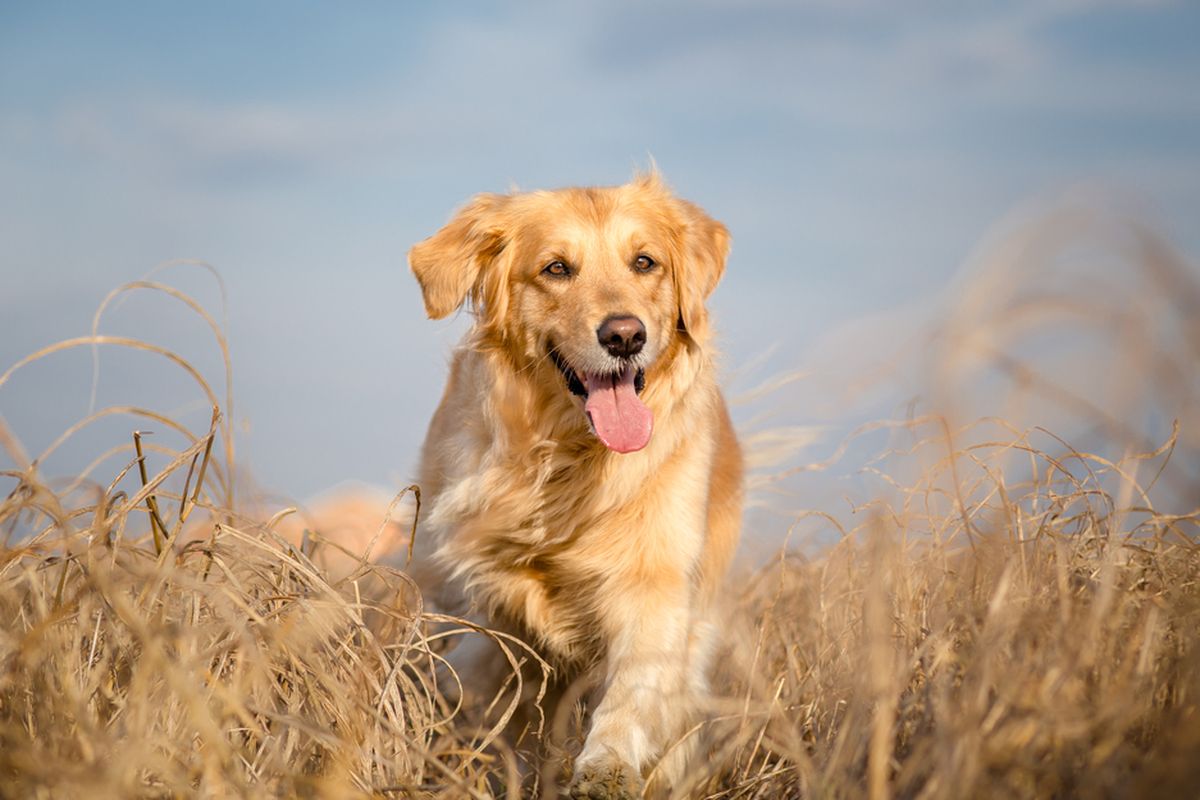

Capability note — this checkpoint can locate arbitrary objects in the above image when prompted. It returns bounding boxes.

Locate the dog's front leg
[569,572,693,799]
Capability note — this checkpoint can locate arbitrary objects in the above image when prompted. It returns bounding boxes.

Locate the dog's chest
[434,452,656,659]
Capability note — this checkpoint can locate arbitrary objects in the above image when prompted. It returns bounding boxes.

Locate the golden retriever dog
[408,173,743,798]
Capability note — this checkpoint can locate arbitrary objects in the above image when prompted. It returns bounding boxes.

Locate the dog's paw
[567,760,643,799]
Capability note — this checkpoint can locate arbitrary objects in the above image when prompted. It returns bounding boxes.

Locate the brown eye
[543,260,571,278]
[633,254,656,273]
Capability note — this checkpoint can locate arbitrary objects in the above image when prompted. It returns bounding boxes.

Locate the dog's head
[409,173,729,454]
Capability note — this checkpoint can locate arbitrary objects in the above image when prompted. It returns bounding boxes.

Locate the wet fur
[408,174,743,797]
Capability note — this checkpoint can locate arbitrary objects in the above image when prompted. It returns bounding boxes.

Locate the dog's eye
[633,255,656,273]
[543,260,571,278]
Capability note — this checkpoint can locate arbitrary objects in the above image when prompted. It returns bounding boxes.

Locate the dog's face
[410,174,729,453]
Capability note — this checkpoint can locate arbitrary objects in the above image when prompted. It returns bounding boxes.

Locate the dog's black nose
[596,315,646,359]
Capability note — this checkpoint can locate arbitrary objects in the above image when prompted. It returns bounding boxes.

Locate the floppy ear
[408,194,509,320]
[674,199,731,341]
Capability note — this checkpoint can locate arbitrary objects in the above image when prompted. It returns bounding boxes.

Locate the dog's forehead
[514,186,678,255]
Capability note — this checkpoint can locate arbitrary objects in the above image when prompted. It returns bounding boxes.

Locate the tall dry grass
[700,416,1199,799]
[1,210,1198,798]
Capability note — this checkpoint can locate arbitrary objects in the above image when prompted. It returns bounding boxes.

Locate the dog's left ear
[674,199,730,342]
[409,194,510,320]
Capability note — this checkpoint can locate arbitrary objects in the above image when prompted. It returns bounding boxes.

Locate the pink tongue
[582,368,653,453]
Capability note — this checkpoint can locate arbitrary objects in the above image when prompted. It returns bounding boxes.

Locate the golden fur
[408,174,743,798]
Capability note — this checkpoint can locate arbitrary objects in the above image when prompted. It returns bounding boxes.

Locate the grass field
[2,213,1198,798]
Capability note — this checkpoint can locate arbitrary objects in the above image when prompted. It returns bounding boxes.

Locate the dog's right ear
[409,194,509,320]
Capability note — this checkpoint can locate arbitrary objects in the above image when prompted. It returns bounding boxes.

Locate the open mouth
[549,348,646,397]
[549,347,652,454]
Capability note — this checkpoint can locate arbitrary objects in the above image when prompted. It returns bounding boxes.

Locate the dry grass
[2,211,1198,798]
[701,417,1200,799]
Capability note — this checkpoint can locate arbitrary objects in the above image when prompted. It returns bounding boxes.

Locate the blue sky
[1,1,1198,502]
